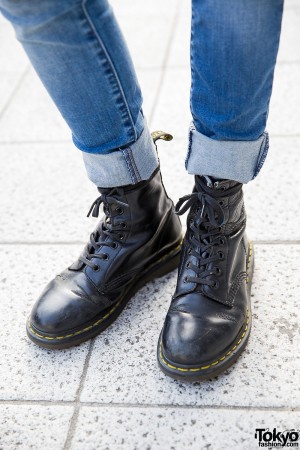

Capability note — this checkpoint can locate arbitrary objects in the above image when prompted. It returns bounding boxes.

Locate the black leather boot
[27,161,182,349]
[157,176,254,381]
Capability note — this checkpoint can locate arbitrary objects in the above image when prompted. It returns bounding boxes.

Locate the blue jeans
[0,0,283,186]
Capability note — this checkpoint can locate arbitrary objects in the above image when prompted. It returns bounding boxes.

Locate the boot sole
[26,237,183,350]
[157,242,255,382]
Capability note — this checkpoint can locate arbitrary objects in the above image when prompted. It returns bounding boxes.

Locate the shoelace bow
[175,178,242,287]
[79,192,129,270]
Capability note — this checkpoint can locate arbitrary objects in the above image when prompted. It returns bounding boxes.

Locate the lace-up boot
[27,163,182,349]
[157,176,254,381]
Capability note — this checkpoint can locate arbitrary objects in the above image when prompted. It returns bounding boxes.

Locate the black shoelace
[79,192,129,270]
[175,177,242,287]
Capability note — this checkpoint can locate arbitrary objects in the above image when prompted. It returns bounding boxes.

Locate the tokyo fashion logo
[255,428,300,447]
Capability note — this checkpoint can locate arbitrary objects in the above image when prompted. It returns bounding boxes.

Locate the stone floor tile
[278,8,300,62]
[0,134,298,244]
[268,63,300,136]
[0,67,161,143]
[0,69,70,143]
[112,15,175,70]
[110,0,178,17]
[150,68,191,138]
[72,406,300,450]
[81,245,300,408]
[0,17,29,74]
[243,136,300,241]
[0,245,89,401]
[168,9,191,69]
[284,0,300,9]
[0,142,94,243]
[0,71,25,114]
[0,404,73,450]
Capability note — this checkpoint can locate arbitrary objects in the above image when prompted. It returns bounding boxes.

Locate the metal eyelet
[219,201,224,206]
[188,248,192,255]
[215,267,222,275]
[183,276,188,283]
[116,207,124,215]
[103,254,109,261]
[220,238,225,245]
[121,222,126,228]
[119,234,124,240]
[218,251,224,260]
[93,264,100,272]
[186,262,190,268]
[112,242,118,249]
[211,280,219,289]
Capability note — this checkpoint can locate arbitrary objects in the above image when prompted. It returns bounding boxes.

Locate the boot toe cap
[160,309,242,367]
[29,275,102,335]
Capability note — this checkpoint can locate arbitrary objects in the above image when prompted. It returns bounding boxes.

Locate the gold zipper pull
[151,130,173,143]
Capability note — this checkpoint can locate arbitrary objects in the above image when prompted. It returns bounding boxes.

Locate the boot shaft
[97,167,174,239]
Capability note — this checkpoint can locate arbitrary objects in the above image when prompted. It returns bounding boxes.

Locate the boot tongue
[97,186,118,196]
[200,175,240,191]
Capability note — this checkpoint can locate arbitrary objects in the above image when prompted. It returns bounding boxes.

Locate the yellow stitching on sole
[159,243,253,373]
[28,299,123,341]
[28,240,183,342]
[160,310,250,373]
[246,242,253,284]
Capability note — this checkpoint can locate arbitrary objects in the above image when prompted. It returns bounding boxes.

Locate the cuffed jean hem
[82,126,159,187]
[72,111,145,155]
[185,123,269,184]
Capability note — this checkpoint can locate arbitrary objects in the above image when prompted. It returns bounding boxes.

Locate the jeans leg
[0,0,158,187]
[187,0,284,183]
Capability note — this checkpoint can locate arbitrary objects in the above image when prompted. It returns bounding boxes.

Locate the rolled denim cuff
[186,122,269,184]
[82,125,159,187]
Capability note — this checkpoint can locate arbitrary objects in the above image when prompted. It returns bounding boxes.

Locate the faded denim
[0,0,284,186]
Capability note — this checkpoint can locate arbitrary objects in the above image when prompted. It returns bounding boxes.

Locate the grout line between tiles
[62,339,95,450]
[0,65,30,121]
[148,0,182,126]
[0,399,299,412]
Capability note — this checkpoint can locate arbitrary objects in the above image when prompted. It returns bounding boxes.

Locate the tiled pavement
[0,1,300,449]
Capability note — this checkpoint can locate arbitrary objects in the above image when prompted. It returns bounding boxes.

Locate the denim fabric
[0,0,159,187]
[1,0,284,186]
[188,0,283,182]
[83,125,159,187]
[187,123,269,184]
[0,0,144,154]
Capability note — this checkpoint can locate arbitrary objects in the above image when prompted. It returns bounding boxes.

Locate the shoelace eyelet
[211,280,219,289]
[93,264,100,272]
[219,238,225,245]
[103,254,109,261]
[119,234,125,240]
[188,248,192,255]
[183,276,188,283]
[121,222,126,228]
[112,242,118,249]
[215,267,222,275]
[116,207,124,215]
[218,251,224,260]
[186,262,191,268]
